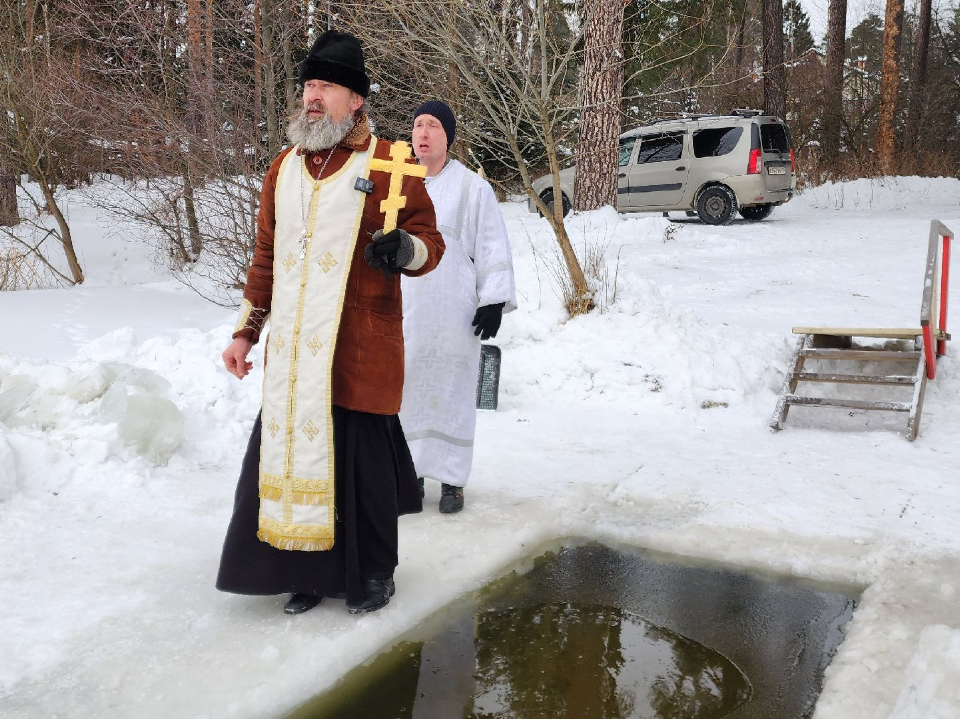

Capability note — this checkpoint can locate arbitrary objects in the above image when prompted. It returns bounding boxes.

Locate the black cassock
[216,407,422,605]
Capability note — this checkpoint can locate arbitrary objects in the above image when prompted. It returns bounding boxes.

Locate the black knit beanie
[414,100,457,149]
[298,30,370,98]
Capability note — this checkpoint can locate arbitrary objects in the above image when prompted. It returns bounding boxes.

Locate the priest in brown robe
[217,30,444,615]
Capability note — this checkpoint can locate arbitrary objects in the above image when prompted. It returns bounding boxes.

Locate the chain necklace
[298,147,336,260]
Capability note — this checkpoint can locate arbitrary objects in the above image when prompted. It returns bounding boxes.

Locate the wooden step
[800,348,922,362]
[782,395,912,412]
[792,326,922,339]
[771,331,931,439]
[792,372,916,385]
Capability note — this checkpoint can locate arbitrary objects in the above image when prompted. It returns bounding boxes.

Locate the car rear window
[636,133,683,163]
[760,123,791,152]
[692,127,743,158]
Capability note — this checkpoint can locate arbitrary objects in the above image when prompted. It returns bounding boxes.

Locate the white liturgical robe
[400,159,517,488]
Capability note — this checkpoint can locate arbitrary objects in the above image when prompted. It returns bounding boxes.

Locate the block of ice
[99,381,184,461]
[0,432,20,502]
[71,362,171,404]
[99,381,128,423]
[68,365,115,404]
[0,382,38,423]
[122,394,183,460]
[108,363,172,394]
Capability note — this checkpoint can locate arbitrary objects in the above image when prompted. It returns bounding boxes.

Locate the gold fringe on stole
[257,515,335,550]
[257,526,335,552]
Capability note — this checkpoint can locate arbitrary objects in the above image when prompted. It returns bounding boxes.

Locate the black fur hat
[298,31,370,98]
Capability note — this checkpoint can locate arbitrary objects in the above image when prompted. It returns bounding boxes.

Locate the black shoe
[283,593,322,615]
[347,578,396,615]
[418,477,425,500]
[439,483,464,514]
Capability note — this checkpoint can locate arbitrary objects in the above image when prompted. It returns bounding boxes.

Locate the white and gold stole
[256,140,375,551]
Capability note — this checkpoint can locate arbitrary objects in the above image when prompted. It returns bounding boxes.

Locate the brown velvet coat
[234,116,444,415]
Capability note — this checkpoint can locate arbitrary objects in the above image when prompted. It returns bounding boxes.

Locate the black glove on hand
[472,303,505,340]
[364,229,414,277]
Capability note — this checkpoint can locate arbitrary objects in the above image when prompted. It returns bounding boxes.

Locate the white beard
[286,107,356,152]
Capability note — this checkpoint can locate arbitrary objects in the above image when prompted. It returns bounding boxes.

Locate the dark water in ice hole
[288,541,858,719]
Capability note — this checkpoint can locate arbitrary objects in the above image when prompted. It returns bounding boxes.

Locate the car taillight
[790,148,795,172]
[747,148,762,174]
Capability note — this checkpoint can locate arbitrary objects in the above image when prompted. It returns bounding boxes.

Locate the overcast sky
[798,0,948,43]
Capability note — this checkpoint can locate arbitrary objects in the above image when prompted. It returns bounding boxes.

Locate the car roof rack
[627,110,761,134]
[649,110,759,124]
[645,113,718,125]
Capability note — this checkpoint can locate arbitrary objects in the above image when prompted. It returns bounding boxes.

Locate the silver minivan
[530,110,795,224]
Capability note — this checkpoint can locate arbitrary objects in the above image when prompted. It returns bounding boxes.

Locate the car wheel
[696,185,738,225]
[538,189,571,218]
[739,203,774,221]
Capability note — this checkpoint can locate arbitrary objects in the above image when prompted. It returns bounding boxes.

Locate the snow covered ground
[1,175,959,718]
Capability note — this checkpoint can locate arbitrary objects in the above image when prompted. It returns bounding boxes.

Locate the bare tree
[876,0,905,172]
[822,0,847,162]
[0,0,86,285]
[574,0,626,212]
[340,0,594,315]
[54,0,297,297]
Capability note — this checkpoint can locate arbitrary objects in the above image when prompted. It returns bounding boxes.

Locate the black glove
[472,303,505,340]
[364,229,415,278]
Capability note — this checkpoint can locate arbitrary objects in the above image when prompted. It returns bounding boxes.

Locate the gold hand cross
[368,141,427,232]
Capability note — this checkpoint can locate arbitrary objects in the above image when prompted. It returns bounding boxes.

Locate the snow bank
[0,326,260,500]
[793,176,960,212]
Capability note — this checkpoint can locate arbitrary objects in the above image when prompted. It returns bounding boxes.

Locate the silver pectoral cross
[299,230,309,260]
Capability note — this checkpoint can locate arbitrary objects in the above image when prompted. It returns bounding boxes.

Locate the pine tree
[877,0,905,172]
[822,0,848,161]
[783,0,815,58]
[574,0,626,211]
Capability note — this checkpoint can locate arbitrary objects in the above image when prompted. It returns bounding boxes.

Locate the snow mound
[794,176,960,211]
[0,325,260,500]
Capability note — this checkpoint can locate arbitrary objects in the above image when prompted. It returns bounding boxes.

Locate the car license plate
[768,166,786,175]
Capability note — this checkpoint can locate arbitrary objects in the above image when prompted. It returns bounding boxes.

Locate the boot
[418,477,425,500]
[347,577,396,615]
[283,593,322,615]
[439,483,464,514]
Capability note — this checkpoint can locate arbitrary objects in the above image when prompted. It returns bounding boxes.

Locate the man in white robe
[401,100,517,513]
